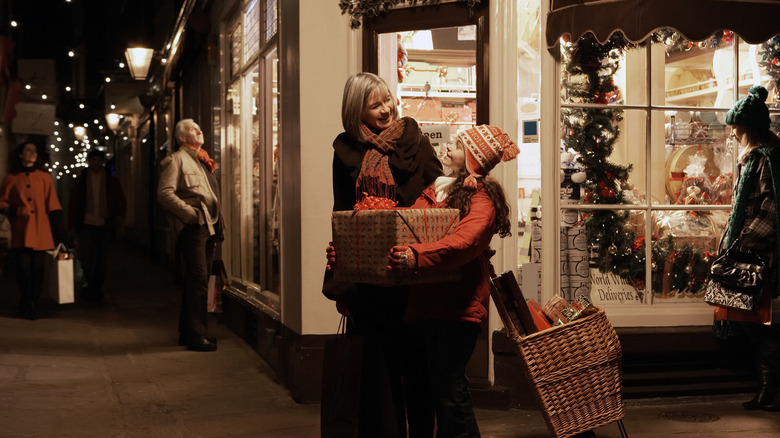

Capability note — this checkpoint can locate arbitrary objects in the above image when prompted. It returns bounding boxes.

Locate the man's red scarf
[183,144,217,173]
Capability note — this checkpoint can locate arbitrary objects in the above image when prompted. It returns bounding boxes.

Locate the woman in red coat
[0,142,63,319]
[388,125,518,437]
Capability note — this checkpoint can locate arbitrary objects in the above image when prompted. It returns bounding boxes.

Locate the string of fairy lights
[9,6,132,181]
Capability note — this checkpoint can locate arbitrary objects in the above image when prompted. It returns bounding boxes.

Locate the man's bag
[207,260,228,313]
[44,243,75,304]
[321,318,363,438]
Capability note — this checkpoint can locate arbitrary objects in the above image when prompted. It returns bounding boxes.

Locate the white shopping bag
[44,243,75,304]
[207,260,227,313]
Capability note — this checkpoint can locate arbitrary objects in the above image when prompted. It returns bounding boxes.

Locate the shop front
[509,0,780,400]
[153,0,780,406]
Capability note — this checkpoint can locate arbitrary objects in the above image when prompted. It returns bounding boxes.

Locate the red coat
[406,185,496,325]
[0,169,62,251]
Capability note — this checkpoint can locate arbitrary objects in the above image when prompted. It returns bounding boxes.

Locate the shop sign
[421,124,451,148]
[589,269,642,304]
[12,102,55,135]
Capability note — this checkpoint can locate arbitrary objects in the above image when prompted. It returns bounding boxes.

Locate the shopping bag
[207,259,228,313]
[321,318,363,438]
[73,256,87,291]
[44,243,75,304]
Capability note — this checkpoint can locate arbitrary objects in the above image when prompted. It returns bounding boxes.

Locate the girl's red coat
[406,185,496,325]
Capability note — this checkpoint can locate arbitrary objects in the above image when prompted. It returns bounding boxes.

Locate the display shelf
[665,73,770,105]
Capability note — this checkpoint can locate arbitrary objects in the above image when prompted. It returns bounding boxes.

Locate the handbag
[704,235,766,312]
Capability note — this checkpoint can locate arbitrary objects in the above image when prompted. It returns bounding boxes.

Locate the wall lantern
[106,113,121,131]
[125,47,154,80]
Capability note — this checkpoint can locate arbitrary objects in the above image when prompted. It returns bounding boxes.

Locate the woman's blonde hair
[735,125,780,162]
[341,72,399,142]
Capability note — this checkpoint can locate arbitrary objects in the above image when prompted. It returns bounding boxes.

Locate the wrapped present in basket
[332,208,460,285]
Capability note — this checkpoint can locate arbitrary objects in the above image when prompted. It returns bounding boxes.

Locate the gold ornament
[608,244,618,255]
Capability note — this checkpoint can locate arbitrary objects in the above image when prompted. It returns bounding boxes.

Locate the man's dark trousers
[176,223,216,341]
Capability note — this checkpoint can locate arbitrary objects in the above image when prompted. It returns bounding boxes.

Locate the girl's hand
[387,245,416,273]
[326,242,336,270]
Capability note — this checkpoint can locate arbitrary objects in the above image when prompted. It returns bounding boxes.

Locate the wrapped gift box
[332,208,460,285]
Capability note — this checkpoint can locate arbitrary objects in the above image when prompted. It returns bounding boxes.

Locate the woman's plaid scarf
[356,119,406,202]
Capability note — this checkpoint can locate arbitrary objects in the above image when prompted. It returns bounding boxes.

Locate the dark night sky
[7,0,156,101]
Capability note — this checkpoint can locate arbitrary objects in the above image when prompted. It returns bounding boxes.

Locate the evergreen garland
[760,35,780,91]
[562,32,712,297]
[339,0,482,28]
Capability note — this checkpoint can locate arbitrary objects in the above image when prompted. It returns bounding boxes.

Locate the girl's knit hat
[725,85,771,130]
[456,125,519,188]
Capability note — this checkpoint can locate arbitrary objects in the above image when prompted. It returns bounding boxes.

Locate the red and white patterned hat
[456,125,519,187]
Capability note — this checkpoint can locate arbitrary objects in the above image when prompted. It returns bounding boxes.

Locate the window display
[549,29,780,322]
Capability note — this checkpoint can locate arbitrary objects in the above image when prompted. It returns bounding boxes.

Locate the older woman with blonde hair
[324,72,443,437]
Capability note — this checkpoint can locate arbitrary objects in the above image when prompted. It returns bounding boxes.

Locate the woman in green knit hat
[720,84,780,411]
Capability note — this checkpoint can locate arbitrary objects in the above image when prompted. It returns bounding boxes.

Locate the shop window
[222,1,280,302]
[549,30,777,323]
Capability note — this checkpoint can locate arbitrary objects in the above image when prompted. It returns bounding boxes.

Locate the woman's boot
[760,359,780,411]
[743,359,774,410]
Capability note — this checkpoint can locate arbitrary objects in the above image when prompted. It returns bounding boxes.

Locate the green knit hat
[725,85,771,130]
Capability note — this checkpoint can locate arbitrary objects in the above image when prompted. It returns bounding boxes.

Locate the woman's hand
[387,245,416,273]
[326,242,336,270]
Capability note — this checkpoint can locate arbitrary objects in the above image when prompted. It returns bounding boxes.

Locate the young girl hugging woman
[387,125,518,437]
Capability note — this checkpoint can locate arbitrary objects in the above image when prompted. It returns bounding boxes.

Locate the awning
[546,0,780,51]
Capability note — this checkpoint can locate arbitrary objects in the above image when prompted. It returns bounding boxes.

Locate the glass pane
[251,65,261,285]
[230,23,242,79]
[654,29,736,108]
[560,33,636,106]
[559,108,646,207]
[657,109,733,205]
[651,210,729,300]
[244,0,260,64]
[738,39,770,100]
[586,209,647,307]
[265,0,278,41]
[381,27,477,154]
[267,49,280,295]
[226,81,242,278]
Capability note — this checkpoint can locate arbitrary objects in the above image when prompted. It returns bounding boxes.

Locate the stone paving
[1,245,779,437]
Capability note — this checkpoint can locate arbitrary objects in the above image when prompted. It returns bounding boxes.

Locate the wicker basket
[511,308,624,438]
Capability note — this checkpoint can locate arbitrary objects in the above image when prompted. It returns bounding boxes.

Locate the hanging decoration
[561,31,712,296]
[339,0,482,28]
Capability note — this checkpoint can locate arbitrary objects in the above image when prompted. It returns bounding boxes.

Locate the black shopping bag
[321,318,363,438]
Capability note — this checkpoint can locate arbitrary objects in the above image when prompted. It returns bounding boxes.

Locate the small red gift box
[332,208,461,285]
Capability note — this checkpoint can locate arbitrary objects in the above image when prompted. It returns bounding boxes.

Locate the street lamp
[106,113,121,131]
[124,47,154,80]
